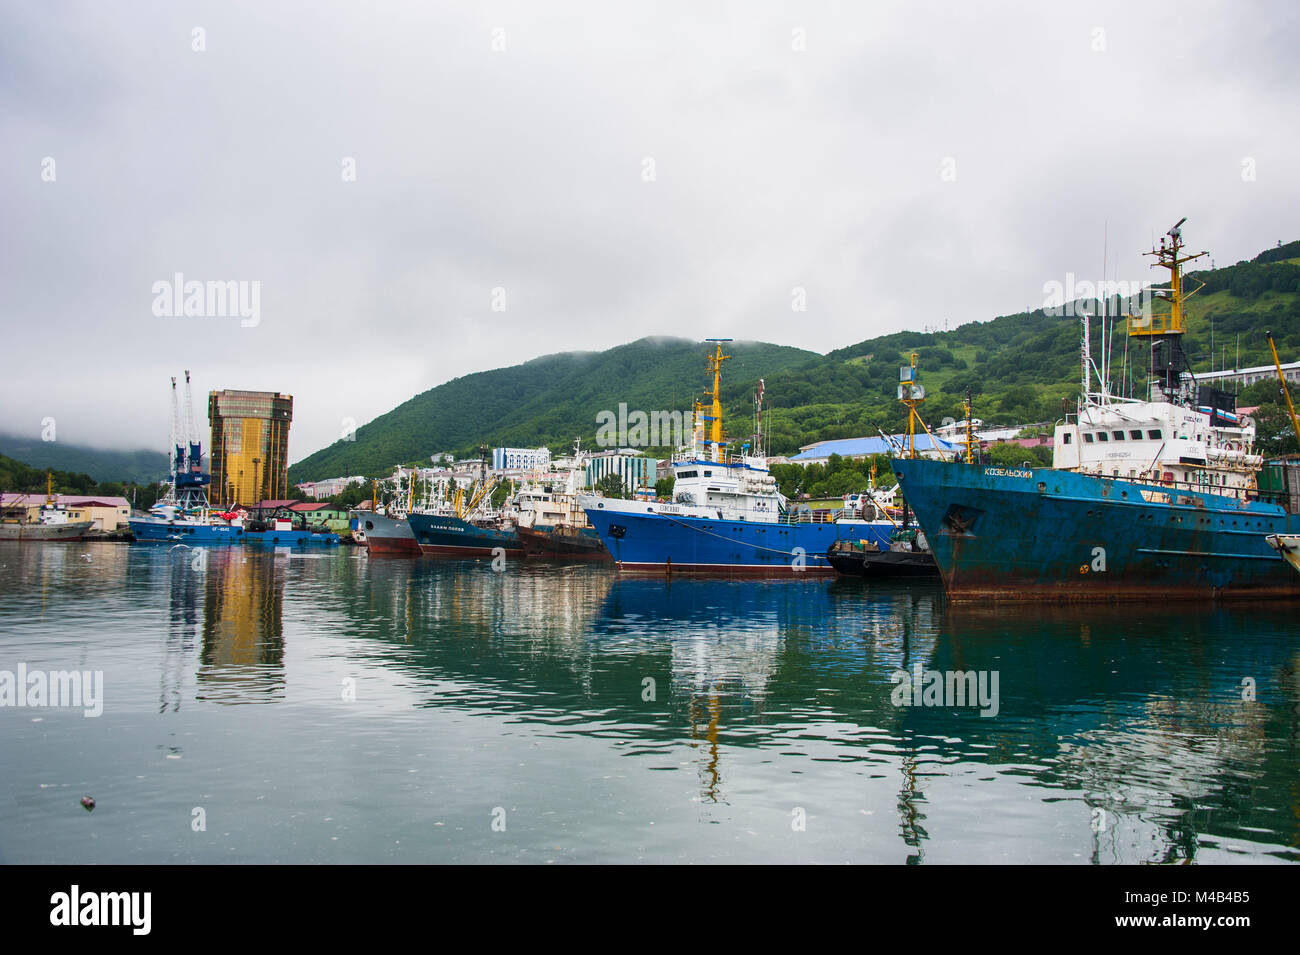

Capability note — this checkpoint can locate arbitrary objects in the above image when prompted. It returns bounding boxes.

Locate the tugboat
[827,358,946,579]
[893,219,1300,600]
[580,340,893,574]
[828,527,938,578]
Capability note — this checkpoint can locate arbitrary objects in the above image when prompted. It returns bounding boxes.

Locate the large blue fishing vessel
[894,219,1300,600]
[581,341,893,574]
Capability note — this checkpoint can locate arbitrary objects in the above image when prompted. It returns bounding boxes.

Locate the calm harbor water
[1,541,1297,864]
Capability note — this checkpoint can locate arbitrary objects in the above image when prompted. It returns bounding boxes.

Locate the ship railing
[1089,469,1260,506]
[777,508,838,525]
[671,449,765,469]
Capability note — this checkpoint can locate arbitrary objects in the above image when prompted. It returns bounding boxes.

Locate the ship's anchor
[943,508,973,534]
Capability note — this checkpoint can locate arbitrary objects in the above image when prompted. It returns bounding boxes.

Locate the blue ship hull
[130,519,339,546]
[583,506,893,574]
[892,458,1300,600]
[406,513,521,558]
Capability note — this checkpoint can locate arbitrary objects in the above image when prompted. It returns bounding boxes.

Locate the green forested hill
[0,435,169,485]
[290,338,820,482]
[0,452,166,510]
[289,239,1300,482]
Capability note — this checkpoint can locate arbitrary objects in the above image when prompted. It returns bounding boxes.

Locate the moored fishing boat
[350,509,419,555]
[513,441,611,561]
[893,220,1300,600]
[349,481,419,555]
[580,341,893,574]
[516,523,610,560]
[827,527,938,578]
[407,511,521,557]
[405,456,522,559]
[0,475,94,542]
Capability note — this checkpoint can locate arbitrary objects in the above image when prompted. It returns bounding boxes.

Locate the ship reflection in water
[1,545,1297,863]
[342,565,1298,863]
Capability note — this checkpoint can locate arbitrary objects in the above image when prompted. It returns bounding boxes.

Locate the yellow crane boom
[1266,330,1300,447]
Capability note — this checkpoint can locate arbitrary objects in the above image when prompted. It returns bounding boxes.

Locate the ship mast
[703,339,731,462]
[899,353,926,458]
[963,389,975,464]
[1132,217,1207,400]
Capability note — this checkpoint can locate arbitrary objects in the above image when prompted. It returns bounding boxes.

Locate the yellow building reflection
[195,550,287,703]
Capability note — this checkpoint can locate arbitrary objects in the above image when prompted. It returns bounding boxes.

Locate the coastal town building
[492,447,551,472]
[789,434,957,465]
[585,450,657,490]
[296,475,366,499]
[1185,361,1300,389]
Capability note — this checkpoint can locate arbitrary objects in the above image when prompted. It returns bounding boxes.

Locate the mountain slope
[289,239,1300,481]
[290,338,819,482]
[0,434,169,485]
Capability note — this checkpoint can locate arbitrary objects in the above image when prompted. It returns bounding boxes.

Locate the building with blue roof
[789,433,957,464]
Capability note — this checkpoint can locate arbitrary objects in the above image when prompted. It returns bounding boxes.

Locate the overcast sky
[2,0,1297,463]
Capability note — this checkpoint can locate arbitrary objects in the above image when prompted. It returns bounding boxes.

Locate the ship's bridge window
[1062,433,1073,444]
[1147,429,1162,439]
[703,471,712,477]
[1112,431,1125,440]
[1129,430,1143,440]
[1083,433,1094,443]
[1097,432,1109,442]
[677,470,697,478]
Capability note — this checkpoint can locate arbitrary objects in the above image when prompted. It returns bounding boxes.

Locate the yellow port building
[208,390,293,506]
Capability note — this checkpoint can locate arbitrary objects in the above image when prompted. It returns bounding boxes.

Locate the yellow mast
[1132,217,1207,339]
[1267,331,1300,447]
[963,390,975,464]
[703,339,731,460]
[899,353,925,458]
[46,471,55,505]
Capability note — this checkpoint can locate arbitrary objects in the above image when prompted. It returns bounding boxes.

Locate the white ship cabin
[514,460,589,529]
[515,483,585,529]
[668,449,784,521]
[37,500,72,525]
[1052,397,1261,496]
